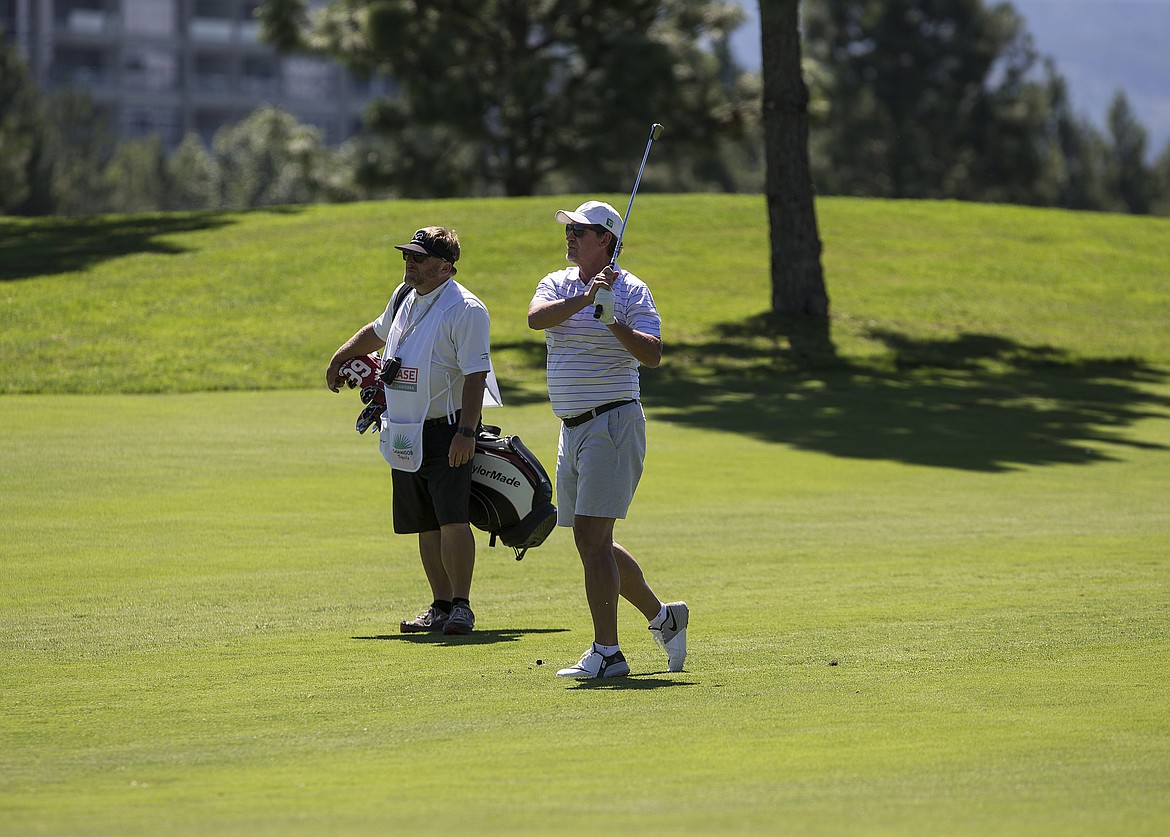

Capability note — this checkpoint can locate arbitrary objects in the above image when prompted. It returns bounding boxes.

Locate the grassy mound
[3,195,1167,397]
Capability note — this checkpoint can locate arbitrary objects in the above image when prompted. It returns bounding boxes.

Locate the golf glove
[593,287,616,325]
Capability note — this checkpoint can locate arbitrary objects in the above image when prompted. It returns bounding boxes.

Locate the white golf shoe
[556,645,630,679]
[649,602,688,672]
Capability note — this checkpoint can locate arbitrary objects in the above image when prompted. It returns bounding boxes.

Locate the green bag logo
[393,433,412,452]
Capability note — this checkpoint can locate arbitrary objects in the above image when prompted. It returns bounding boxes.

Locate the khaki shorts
[556,401,646,525]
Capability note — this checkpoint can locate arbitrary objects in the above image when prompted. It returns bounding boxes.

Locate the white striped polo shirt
[531,266,661,419]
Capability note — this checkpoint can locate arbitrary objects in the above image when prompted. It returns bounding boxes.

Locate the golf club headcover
[356,401,385,435]
[355,378,386,434]
[359,384,383,406]
[592,286,616,325]
[336,355,386,435]
[338,354,381,390]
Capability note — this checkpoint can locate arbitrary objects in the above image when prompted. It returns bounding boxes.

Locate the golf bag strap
[391,283,410,318]
[485,531,526,560]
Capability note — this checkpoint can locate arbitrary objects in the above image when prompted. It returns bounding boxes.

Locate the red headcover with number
[338,354,381,390]
[337,354,386,434]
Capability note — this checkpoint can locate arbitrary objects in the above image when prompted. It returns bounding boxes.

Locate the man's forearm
[459,371,489,427]
[527,296,591,330]
[608,322,662,368]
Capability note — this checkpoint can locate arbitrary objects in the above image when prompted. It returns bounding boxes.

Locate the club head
[650,123,664,141]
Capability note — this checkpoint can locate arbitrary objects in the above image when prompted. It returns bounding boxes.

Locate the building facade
[1,0,392,148]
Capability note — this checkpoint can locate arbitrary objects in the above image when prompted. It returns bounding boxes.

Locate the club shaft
[596,123,662,319]
[611,123,661,268]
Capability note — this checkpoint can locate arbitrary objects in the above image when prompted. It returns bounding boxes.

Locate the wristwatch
[455,426,476,438]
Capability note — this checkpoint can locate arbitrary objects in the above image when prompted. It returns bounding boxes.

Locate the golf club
[595,122,665,320]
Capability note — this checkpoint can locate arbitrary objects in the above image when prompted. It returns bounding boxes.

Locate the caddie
[327,226,501,636]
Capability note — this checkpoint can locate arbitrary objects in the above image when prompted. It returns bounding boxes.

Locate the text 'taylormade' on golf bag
[471,425,557,560]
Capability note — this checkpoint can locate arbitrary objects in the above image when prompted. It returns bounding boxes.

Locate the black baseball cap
[394,228,460,268]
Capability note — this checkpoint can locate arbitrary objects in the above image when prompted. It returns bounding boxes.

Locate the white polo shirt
[373,281,492,420]
[531,266,661,419]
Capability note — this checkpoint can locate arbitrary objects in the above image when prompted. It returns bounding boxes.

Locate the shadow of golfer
[352,627,569,646]
[565,674,698,691]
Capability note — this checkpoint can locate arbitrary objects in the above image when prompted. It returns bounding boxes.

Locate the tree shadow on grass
[0,210,285,281]
[640,312,1170,472]
[352,627,569,646]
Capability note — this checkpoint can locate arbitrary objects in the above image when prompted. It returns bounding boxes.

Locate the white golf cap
[554,201,623,235]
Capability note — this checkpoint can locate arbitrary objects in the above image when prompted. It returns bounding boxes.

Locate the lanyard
[392,282,446,356]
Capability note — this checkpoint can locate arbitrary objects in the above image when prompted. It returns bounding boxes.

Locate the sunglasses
[402,251,433,264]
[566,224,598,238]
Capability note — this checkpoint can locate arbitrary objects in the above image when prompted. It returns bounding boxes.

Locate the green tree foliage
[165,134,223,211]
[6,2,1168,217]
[212,106,350,209]
[1,32,354,216]
[1152,144,1170,217]
[103,135,169,214]
[804,0,1054,200]
[0,28,42,214]
[799,0,1170,215]
[347,112,487,198]
[0,39,113,216]
[0,36,114,216]
[255,0,310,52]
[1105,92,1156,215]
[38,90,115,216]
[258,0,754,196]
[1033,65,1114,212]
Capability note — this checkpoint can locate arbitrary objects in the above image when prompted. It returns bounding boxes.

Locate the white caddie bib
[378,283,454,471]
[376,280,502,471]
[380,417,425,472]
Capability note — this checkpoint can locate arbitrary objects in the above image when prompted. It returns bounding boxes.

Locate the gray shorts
[556,401,646,525]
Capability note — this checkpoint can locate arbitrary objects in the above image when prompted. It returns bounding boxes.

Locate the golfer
[527,200,688,678]
[326,226,500,636]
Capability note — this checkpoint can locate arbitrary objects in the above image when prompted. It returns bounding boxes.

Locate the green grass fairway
[3,389,1168,836]
[2,195,1169,834]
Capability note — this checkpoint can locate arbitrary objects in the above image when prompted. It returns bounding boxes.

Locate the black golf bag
[470,425,557,560]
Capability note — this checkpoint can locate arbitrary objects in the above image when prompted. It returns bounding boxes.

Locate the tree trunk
[759,0,829,317]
